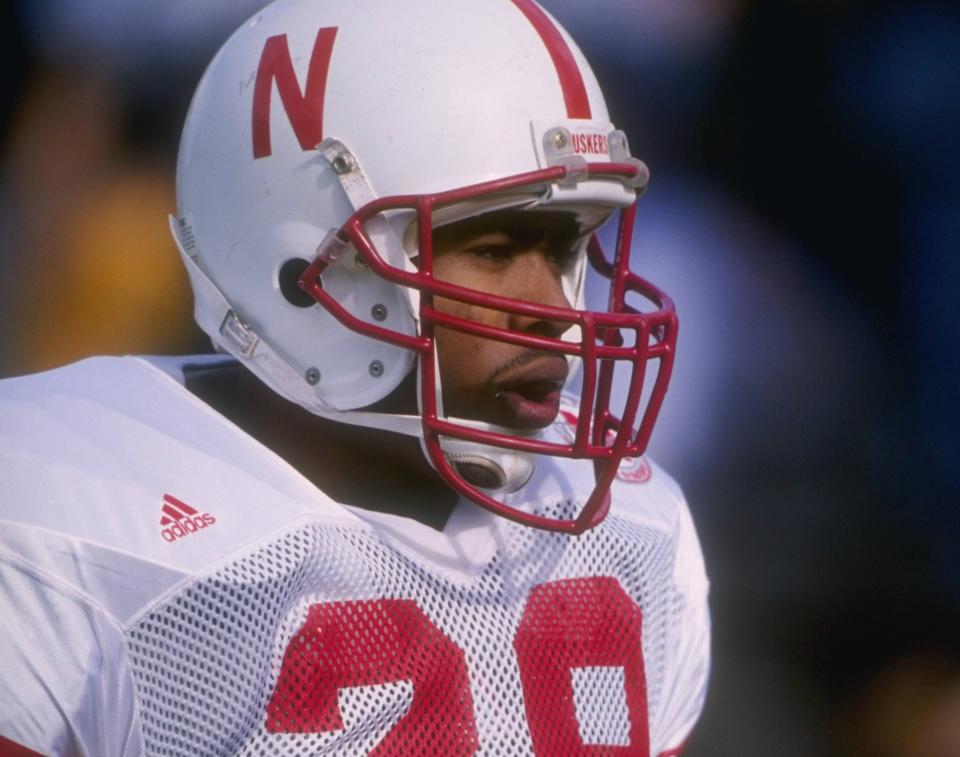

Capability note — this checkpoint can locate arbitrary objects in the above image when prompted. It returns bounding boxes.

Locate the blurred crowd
[1,1,958,755]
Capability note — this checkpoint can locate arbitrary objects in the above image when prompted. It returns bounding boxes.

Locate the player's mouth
[494,357,568,429]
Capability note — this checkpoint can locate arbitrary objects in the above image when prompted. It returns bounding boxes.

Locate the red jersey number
[266,598,478,756]
[266,577,649,755]
[516,577,649,754]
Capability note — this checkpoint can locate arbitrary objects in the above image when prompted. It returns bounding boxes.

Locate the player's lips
[494,357,568,429]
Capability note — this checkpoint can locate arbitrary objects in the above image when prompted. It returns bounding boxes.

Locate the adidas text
[162,513,217,543]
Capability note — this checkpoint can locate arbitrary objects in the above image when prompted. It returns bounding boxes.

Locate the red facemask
[300,161,677,534]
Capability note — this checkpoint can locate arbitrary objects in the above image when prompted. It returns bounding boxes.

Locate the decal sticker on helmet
[252,27,338,159]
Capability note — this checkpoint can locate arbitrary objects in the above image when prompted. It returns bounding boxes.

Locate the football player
[0,0,710,754]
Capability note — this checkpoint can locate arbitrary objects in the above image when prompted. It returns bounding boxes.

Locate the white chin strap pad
[416,352,536,495]
[436,437,536,493]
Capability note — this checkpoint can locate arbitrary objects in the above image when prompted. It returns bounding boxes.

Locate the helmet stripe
[509,0,592,119]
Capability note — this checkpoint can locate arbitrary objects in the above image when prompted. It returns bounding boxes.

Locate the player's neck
[185,362,458,531]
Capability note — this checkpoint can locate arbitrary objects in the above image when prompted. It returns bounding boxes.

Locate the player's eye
[464,242,517,261]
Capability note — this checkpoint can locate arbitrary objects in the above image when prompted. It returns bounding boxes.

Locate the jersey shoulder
[0,356,360,618]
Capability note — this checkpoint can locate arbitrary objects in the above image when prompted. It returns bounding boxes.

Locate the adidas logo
[160,493,216,543]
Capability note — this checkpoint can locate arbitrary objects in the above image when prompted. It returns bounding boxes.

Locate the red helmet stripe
[509,0,592,119]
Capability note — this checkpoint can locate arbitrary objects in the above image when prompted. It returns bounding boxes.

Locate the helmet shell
[175,0,615,410]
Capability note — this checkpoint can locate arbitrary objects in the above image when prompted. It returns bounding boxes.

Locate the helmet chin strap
[433,440,535,492]
[333,404,537,494]
[324,351,537,495]
[416,352,536,493]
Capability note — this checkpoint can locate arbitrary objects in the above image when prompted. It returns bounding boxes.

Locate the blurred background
[1,1,957,755]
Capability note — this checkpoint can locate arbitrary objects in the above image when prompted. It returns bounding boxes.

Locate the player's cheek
[433,300,509,387]
[436,328,497,393]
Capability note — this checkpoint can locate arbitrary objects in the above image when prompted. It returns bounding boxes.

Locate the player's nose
[506,249,573,338]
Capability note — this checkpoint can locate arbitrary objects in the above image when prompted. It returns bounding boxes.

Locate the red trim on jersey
[509,0,591,118]
[0,736,44,757]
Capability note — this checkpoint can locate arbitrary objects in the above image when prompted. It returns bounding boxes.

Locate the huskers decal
[252,27,338,159]
[571,132,609,156]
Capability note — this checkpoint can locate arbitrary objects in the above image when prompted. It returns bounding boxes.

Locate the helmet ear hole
[278,258,316,308]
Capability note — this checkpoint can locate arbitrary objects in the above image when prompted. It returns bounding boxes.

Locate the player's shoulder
[0,354,245,468]
[610,456,690,527]
[0,355,360,575]
[0,354,184,462]
[0,353,219,410]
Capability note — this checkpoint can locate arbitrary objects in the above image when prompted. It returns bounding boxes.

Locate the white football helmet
[171,0,676,533]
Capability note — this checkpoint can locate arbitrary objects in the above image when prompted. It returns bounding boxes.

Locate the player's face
[430,211,581,430]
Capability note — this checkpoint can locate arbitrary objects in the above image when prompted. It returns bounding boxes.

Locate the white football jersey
[0,356,709,756]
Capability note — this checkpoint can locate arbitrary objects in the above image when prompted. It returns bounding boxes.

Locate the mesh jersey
[0,356,709,756]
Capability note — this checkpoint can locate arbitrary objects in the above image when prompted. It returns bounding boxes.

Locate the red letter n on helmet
[252,27,338,159]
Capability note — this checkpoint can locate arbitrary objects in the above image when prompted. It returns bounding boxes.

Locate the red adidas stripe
[160,493,201,526]
[163,493,199,516]
[160,503,184,525]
